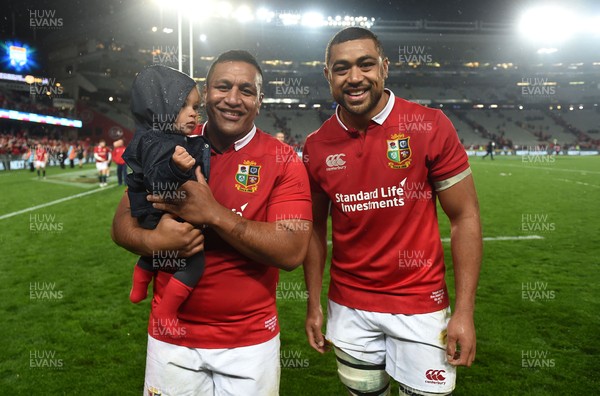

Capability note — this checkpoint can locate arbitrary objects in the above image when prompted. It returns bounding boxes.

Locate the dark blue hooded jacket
[123,65,210,225]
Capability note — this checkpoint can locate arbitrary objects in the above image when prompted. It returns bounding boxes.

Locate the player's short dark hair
[206,50,263,92]
[325,27,385,65]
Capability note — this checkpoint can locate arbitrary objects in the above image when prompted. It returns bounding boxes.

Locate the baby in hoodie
[123,65,210,337]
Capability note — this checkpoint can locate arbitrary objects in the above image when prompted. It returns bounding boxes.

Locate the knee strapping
[334,347,390,396]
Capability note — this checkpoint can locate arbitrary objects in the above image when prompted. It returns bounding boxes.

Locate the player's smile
[344,85,371,103]
[217,108,245,121]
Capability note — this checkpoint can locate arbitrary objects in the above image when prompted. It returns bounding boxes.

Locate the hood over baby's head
[130,65,197,132]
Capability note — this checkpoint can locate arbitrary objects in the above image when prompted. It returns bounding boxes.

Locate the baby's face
[174,87,200,135]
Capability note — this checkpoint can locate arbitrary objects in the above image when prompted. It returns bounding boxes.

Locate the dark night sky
[3,0,600,39]
[1,0,599,67]
[3,0,526,24]
[5,0,597,27]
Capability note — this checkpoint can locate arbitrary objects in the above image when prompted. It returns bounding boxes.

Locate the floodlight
[583,16,600,35]
[301,12,325,27]
[536,48,558,55]
[518,6,578,43]
[233,5,254,23]
[215,1,233,19]
[256,8,274,23]
[279,13,301,26]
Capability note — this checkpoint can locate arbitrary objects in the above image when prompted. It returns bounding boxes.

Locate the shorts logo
[425,369,446,383]
[387,133,412,169]
[147,386,163,396]
[325,153,347,171]
[235,160,261,193]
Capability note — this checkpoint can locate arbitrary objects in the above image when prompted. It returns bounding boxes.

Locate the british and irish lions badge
[387,133,412,169]
[235,160,261,193]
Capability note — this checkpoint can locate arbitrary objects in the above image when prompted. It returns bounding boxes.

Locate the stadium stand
[1,10,598,171]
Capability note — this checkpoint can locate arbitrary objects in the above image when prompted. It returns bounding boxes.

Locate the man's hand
[306,304,329,354]
[172,145,195,172]
[148,167,219,226]
[111,193,204,258]
[149,212,204,257]
[446,310,476,366]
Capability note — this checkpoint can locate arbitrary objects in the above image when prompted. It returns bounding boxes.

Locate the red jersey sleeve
[266,150,312,223]
[427,110,470,187]
[302,134,326,195]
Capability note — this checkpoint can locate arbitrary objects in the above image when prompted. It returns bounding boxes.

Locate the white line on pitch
[441,235,545,242]
[326,235,544,245]
[477,162,600,175]
[555,178,600,189]
[0,185,117,221]
[34,178,96,189]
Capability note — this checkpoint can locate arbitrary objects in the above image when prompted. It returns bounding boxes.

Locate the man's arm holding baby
[111,146,203,257]
[111,192,204,257]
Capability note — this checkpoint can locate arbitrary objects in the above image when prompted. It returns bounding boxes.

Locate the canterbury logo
[425,369,446,381]
[325,153,346,167]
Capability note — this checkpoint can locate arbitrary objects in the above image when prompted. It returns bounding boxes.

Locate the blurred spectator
[112,139,127,186]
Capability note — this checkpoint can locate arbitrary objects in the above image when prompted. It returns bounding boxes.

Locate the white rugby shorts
[144,334,280,396]
[326,300,456,393]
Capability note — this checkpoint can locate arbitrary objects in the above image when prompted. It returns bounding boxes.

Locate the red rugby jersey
[303,90,471,314]
[94,146,111,162]
[34,147,47,161]
[151,125,312,348]
[112,146,126,165]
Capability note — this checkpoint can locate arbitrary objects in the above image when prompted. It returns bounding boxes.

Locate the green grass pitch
[0,155,598,394]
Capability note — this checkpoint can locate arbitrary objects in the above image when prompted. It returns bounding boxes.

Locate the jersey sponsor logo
[234,160,261,193]
[325,153,347,171]
[387,133,412,169]
[425,369,446,382]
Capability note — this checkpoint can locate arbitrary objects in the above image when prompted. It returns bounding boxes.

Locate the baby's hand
[172,145,195,172]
